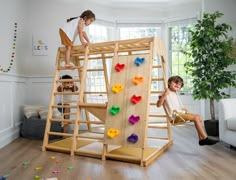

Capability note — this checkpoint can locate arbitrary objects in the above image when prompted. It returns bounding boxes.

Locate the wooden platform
[46,135,172,166]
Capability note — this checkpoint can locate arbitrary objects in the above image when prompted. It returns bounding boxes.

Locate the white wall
[0,0,28,75]
[24,0,112,76]
[0,0,29,148]
[0,74,27,148]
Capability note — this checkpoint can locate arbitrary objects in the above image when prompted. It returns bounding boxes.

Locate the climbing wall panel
[104,54,153,148]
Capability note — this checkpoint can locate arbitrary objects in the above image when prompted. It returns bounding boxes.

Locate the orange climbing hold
[132,76,144,85]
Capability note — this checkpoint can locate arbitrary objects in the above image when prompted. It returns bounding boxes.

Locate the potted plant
[184,11,236,136]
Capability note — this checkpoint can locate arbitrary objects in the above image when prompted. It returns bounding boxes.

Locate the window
[119,27,161,40]
[88,24,111,43]
[169,24,194,93]
[85,24,114,108]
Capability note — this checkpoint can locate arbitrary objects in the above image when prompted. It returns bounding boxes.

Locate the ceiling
[61,0,199,8]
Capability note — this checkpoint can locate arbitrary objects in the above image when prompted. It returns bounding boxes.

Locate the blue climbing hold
[134,57,145,66]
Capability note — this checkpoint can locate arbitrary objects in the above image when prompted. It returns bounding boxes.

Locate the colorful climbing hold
[112,84,124,93]
[50,156,56,160]
[55,159,60,163]
[132,76,144,85]
[68,166,74,170]
[134,57,145,66]
[109,106,121,115]
[107,128,120,138]
[127,133,139,143]
[114,63,125,72]
[34,175,40,180]
[52,170,60,174]
[130,95,142,104]
[35,166,43,171]
[23,161,30,166]
[0,174,9,180]
[128,115,140,124]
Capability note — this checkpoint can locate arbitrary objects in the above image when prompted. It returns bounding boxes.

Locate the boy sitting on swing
[157,76,218,146]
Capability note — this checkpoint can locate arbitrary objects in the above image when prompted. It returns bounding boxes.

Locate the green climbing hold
[109,106,121,115]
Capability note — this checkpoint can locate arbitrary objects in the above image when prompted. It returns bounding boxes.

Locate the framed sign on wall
[32,35,48,56]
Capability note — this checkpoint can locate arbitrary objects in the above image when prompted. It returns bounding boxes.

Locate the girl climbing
[59,10,95,67]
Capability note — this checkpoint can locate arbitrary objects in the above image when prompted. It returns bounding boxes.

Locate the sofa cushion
[39,109,62,120]
[24,105,44,119]
[226,118,236,131]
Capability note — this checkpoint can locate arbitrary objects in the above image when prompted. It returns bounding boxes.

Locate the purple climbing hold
[127,133,139,143]
[128,115,140,124]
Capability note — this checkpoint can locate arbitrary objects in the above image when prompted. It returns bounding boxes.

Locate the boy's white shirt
[60,89,72,101]
[165,90,184,115]
[60,18,84,42]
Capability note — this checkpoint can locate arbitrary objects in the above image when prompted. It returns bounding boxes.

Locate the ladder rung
[54,92,80,95]
[56,79,80,83]
[61,112,77,116]
[148,136,169,140]
[152,65,162,68]
[60,100,79,104]
[149,114,167,118]
[48,132,73,137]
[151,91,164,94]
[84,91,107,94]
[79,103,107,108]
[86,69,104,72]
[148,125,168,129]
[150,103,157,106]
[152,78,164,81]
[77,120,104,124]
[50,118,75,123]
[52,105,78,108]
[58,66,82,70]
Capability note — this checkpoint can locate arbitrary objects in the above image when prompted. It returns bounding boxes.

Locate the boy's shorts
[178,112,195,121]
[59,28,73,47]
[171,112,195,124]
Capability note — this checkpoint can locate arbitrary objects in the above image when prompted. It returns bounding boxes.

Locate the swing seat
[162,100,189,126]
[169,113,187,126]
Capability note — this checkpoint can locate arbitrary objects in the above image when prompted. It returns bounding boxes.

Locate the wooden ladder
[148,43,172,142]
[42,46,90,155]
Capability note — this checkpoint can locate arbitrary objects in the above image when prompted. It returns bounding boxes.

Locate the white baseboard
[0,125,21,149]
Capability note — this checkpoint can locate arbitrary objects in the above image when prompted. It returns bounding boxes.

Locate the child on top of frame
[59,10,95,67]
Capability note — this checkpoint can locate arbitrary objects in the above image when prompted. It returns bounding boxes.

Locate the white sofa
[219,98,236,147]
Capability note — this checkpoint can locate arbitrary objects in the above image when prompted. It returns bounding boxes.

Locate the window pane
[169,23,195,93]
[119,27,161,40]
[89,24,109,43]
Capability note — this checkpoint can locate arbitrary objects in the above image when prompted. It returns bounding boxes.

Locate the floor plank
[1,123,236,180]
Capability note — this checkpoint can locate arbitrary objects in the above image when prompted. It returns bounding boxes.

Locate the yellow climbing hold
[112,84,124,93]
[107,128,120,138]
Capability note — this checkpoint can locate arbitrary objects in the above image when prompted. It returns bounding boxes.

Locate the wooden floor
[1,123,236,180]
